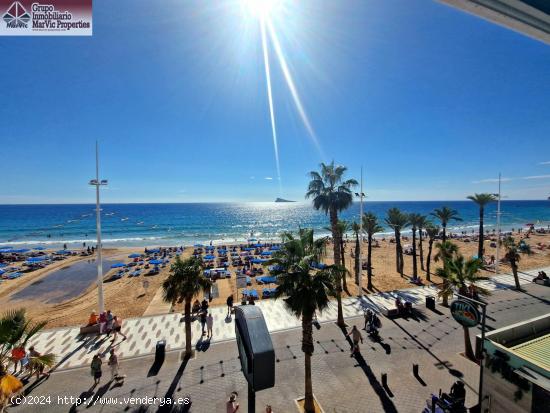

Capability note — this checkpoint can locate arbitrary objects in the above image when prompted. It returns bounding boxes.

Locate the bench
[79,324,100,335]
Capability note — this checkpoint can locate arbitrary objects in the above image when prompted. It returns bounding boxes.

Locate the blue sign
[450,299,480,328]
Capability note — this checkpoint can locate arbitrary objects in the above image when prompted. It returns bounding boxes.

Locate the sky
[2,0,550,203]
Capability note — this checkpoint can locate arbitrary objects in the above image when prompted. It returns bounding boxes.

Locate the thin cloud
[522,174,550,180]
[538,161,550,165]
[472,177,512,184]
[250,176,255,180]
[264,177,273,180]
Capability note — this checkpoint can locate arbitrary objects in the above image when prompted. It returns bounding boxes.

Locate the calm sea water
[0,201,548,248]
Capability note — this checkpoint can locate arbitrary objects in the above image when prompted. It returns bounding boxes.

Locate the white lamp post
[355,167,366,298]
[89,142,108,314]
[494,173,502,275]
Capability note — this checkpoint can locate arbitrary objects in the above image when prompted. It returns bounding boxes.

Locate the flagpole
[495,173,502,275]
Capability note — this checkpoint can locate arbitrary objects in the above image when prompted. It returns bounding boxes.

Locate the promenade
[10,270,550,412]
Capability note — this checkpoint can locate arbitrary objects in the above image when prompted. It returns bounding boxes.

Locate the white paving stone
[29,266,548,371]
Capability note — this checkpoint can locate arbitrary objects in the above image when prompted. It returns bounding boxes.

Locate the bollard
[155,339,166,364]
[381,373,388,388]
[413,364,419,376]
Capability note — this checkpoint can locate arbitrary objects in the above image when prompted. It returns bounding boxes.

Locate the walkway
[28,267,546,371]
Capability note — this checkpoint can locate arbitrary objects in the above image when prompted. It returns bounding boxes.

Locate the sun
[242,0,280,19]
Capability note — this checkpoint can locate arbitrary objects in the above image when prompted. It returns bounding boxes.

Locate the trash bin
[155,339,166,363]
[426,296,435,310]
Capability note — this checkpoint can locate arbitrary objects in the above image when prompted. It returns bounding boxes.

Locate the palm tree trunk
[511,261,521,290]
[354,234,360,285]
[396,230,404,277]
[419,228,425,271]
[184,297,192,357]
[393,229,400,273]
[412,227,418,278]
[330,207,345,327]
[463,326,475,360]
[442,224,447,243]
[341,239,348,293]
[302,315,315,413]
[367,233,373,290]
[442,281,449,307]
[478,207,484,260]
[426,240,433,282]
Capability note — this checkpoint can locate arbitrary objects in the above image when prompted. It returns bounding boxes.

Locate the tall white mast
[495,173,502,275]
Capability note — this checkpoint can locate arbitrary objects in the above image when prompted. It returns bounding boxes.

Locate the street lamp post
[89,142,108,314]
[494,173,502,275]
[355,167,366,298]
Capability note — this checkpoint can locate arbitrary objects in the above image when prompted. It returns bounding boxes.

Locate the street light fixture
[89,142,108,314]
[354,167,366,298]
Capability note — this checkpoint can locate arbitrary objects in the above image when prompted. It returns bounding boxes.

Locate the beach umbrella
[26,257,47,263]
[110,263,126,268]
[33,246,46,251]
[147,248,161,254]
[12,248,30,253]
[194,243,204,247]
[205,246,214,250]
[253,243,265,248]
[0,248,13,253]
[248,238,258,242]
[270,246,281,251]
[260,251,273,256]
[149,259,163,265]
[244,247,255,251]
[203,254,216,260]
[55,250,71,255]
[251,258,267,264]
[0,263,6,268]
[128,253,141,258]
[0,269,4,275]
[218,249,227,254]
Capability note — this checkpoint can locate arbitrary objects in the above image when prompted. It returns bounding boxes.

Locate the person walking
[107,349,119,380]
[226,295,234,317]
[206,313,214,338]
[265,405,273,413]
[28,346,50,380]
[200,311,207,336]
[105,310,114,334]
[90,354,102,386]
[98,312,107,334]
[111,316,127,342]
[226,392,239,413]
[346,325,363,357]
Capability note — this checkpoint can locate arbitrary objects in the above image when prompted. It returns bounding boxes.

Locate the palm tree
[431,206,462,242]
[416,215,429,271]
[502,236,531,290]
[425,225,439,282]
[385,208,409,277]
[408,213,425,279]
[306,161,357,326]
[268,229,336,413]
[351,222,361,286]
[434,241,459,306]
[0,309,55,411]
[436,255,489,360]
[162,256,212,358]
[467,193,497,261]
[363,212,383,290]
[336,220,350,293]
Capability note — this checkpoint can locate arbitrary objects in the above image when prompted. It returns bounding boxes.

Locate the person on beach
[98,312,107,334]
[200,312,207,336]
[346,326,363,357]
[192,299,201,316]
[107,349,119,380]
[87,312,98,326]
[265,405,273,413]
[226,392,239,413]
[206,313,213,338]
[27,346,50,380]
[226,295,234,317]
[90,354,102,386]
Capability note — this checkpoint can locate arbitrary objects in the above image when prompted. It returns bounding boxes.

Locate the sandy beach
[1,232,549,329]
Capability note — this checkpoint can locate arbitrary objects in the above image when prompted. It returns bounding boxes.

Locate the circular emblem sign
[450,299,480,328]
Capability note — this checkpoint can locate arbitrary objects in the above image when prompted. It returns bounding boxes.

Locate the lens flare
[266,19,324,158]
[260,19,282,194]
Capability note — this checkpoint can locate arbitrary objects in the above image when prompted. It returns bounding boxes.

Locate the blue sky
[2,0,550,203]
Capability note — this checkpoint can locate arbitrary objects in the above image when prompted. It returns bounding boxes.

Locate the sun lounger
[262,288,277,298]
[257,276,277,284]
[242,289,259,299]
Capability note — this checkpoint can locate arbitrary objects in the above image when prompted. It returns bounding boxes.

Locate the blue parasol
[203,254,216,260]
[33,246,47,251]
[0,248,13,253]
[251,258,267,264]
[111,263,126,268]
[12,248,30,253]
[26,257,47,263]
[128,253,141,258]
[260,251,273,256]
[194,243,204,247]
[149,259,163,265]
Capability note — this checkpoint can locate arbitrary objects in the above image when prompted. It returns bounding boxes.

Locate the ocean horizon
[1,200,548,248]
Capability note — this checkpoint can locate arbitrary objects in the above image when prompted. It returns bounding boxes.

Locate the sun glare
[242,0,280,18]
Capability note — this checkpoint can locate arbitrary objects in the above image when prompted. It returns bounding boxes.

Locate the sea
[0,201,548,249]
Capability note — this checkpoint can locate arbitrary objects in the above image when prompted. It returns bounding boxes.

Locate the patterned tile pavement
[29,267,546,371]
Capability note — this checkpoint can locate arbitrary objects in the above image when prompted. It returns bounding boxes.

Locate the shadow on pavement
[157,356,191,413]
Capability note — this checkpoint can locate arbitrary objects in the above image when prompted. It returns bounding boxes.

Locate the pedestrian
[226,295,234,317]
[265,405,273,413]
[200,311,207,336]
[226,392,239,413]
[346,325,363,357]
[28,346,50,380]
[107,349,119,380]
[98,312,107,334]
[111,316,127,342]
[90,354,102,386]
[201,298,209,313]
[206,313,214,338]
[105,310,114,334]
